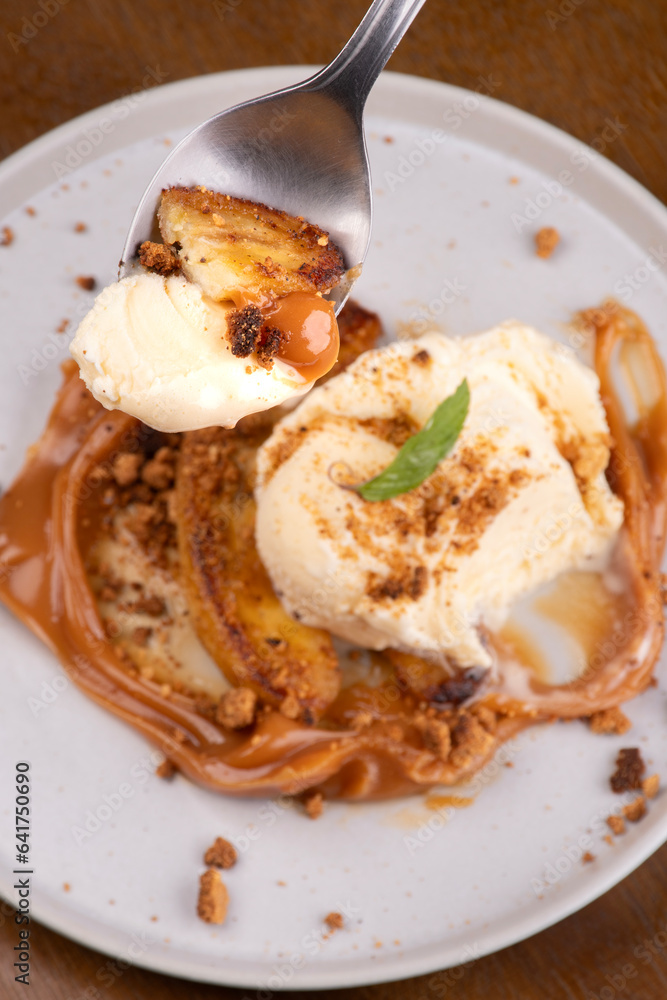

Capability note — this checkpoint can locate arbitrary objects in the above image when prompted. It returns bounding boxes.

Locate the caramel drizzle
[1,302,666,800]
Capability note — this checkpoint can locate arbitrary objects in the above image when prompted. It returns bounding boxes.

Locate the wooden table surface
[2,1,667,997]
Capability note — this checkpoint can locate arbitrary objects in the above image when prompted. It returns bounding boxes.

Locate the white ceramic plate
[1,68,667,991]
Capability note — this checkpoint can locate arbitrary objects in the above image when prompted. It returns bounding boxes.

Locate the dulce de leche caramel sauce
[231,288,340,382]
[267,292,339,380]
[0,301,666,802]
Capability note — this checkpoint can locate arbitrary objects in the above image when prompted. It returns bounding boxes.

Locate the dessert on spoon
[71,0,427,432]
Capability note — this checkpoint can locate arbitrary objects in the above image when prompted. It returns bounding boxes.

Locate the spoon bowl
[120,0,426,314]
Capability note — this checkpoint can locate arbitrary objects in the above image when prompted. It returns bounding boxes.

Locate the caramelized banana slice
[176,419,341,721]
[174,299,382,719]
[385,649,487,708]
[158,186,345,302]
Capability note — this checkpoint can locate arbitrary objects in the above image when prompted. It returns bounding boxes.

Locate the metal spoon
[120,0,427,313]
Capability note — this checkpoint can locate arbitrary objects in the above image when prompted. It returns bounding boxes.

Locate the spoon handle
[307,0,428,112]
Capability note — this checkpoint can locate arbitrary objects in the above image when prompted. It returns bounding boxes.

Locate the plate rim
[2,65,667,990]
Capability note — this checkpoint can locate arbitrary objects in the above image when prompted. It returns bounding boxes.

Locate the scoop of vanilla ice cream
[70,273,309,432]
[254,325,624,668]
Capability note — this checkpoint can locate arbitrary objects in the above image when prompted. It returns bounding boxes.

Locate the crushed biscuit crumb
[610,747,645,793]
[76,275,97,291]
[303,791,323,819]
[606,814,625,835]
[535,227,560,259]
[470,704,497,732]
[582,851,595,864]
[228,305,262,357]
[255,326,288,370]
[125,502,156,542]
[419,718,451,761]
[197,869,229,924]
[132,626,152,647]
[1,226,14,246]
[279,693,301,720]
[132,594,165,616]
[642,774,660,799]
[448,713,494,769]
[588,707,631,735]
[350,709,374,730]
[623,796,647,823]
[141,449,175,490]
[324,911,343,931]
[139,240,181,276]
[216,687,257,729]
[156,759,176,780]
[74,221,87,232]
[204,836,238,870]
[112,451,143,487]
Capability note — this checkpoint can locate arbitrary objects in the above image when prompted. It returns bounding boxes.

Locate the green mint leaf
[355,379,470,502]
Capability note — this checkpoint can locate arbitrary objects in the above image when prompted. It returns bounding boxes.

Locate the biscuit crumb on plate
[623,796,647,823]
[606,814,626,835]
[204,836,237,870]
[642,773,660,799]
[324,912,344,932]
[197,869,228,925]
[610,747,645,793]
[535,226,560,259]
[155,758,176,780]
[303,791,323,819]
[588,706,631,735]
